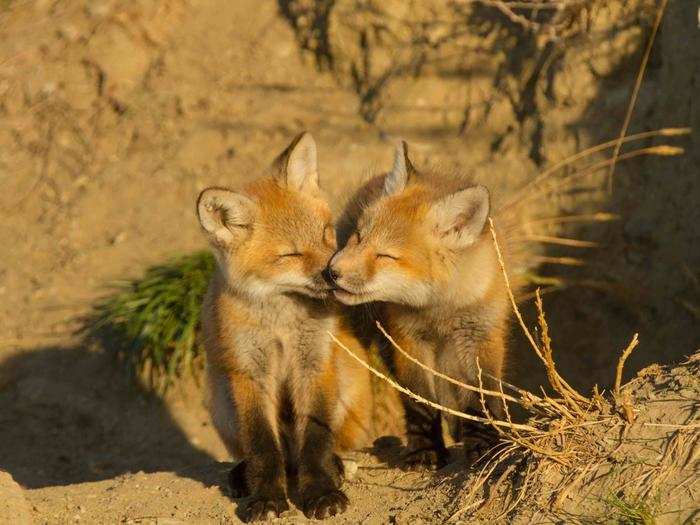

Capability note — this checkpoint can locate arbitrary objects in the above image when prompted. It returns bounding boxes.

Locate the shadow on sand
[0,342,227,491]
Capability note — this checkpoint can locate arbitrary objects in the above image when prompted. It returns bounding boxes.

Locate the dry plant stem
[498,381,520,438]
[505,126,688,208]
[377,299,569,420]
[535,289,588,408]
[476,357,505,437]
[523,212,619,227]
[475,358,563,460]
[482,372,552,409]
[510,145,683,209]
[478,357,569,463]
[327,331,542,433]
[489,217,568,388]
[375,321,523,405]
[512,234,598,248]
[532,255,585,267]
[447,446,518,522]
[488,217,545,364]
[489,219,585,405]
[614,333,640,396]
[608,0,670,192]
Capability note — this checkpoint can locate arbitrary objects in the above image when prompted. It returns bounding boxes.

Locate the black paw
[228,461,250,499]
[243,495,289,522]
[400,446,449,470]
[302,488,349,520]
[463,436,497,464]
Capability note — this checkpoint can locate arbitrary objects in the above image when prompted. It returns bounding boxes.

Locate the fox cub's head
[328,142,493,307]
[197,132,336,300]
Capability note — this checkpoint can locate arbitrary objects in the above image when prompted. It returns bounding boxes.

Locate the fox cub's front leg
[295,373,348,519]
[401,395,449,469]
[391,336,449,469]
[230,373,289,521]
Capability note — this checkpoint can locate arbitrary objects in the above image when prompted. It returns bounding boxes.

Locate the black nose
[322,266,340,285]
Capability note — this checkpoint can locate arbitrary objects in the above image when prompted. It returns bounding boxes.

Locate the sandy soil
[0,0,697,523]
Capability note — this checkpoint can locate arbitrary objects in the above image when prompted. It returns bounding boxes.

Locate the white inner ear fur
[197,188,255,246]
[429,186,490,249]
[383,140,409,196]
[285,132,319,192]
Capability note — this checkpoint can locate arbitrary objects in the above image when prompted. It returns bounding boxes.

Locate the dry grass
[608,0,670,192]
[328,215,660,520]
[329,201,699,520]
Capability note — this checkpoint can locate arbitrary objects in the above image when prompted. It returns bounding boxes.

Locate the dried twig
[489,219,589,407]
[535,289,588,407]
[510,145,684,209]
[328,330,541,433]
[512,234,598,248]
[375,321,522,405]
[532,255,586,267]
[608,0,670,191]
[523,212,619,227]
[614,333,640,396]
[504,127,689,208]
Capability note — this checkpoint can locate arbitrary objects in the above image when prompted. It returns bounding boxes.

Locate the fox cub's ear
[274,131,319,193]
[384,140,417,196]
[197,188,255,246]
[429,186,490,249]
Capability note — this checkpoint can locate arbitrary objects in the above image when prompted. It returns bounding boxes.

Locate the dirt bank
[0,0,697,523]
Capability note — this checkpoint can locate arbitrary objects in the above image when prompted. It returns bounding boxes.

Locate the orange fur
[197,133,373,519]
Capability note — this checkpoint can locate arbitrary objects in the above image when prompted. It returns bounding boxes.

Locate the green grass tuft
[86,250,216,392]
[605,493,657,525]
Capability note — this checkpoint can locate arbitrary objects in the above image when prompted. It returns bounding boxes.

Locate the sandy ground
[0,0,698,523]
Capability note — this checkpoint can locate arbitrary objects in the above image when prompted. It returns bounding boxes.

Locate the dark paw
[302,489,349,520]
[228,461,250,499]
[400,447,449,470]
[463,436,497,464]
[243,495,289,522]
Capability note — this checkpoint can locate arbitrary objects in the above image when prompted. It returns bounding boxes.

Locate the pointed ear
[274,131,319,193]
[384,140,417,196]
[428,186,490,249]
[197,188,255,246]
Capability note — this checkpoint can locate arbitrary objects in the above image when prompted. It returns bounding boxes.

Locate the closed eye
[279,252,302,258]
[377,253,399,260]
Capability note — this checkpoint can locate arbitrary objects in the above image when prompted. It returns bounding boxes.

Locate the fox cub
[197,133,373,521]
[328,142,510,467]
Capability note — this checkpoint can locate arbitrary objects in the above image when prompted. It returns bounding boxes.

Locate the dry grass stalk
[505,126,689,208]
[509,145,684,210]
[513,234,598,248]
[489,218,590,409]
[523,212,619,227]
[327,331,541,433]
[374,321,523,405]
[532,255,586,266]
[447,444,519,522]
[614,333,640,423]
[614,333,640,396]
[475,357,569,463]
[488,218,548,366]
[535,289,588,407]
[608,0,670,192]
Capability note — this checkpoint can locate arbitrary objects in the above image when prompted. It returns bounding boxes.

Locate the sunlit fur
[331,172,501,310]
[204,178,337,300]
[330,149,516,460]
[197,133,374,519]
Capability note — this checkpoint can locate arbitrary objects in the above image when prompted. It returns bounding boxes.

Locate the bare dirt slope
[0,0,697,523]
